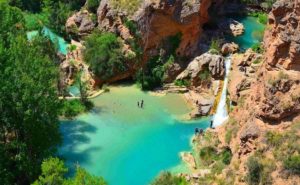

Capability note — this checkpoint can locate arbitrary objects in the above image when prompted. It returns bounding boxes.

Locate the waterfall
[212,57,231,127]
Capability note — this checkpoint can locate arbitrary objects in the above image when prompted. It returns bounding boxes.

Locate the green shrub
[83,31,127,80]
[199,67,211,82]
[210,38,221,53]
[284,154,300,174]
[252,59,261,65]
[124,19,138,35]
[151,172,188,185]
[24,12,47,31]
[87,0,99,13]
[251,43,263,53]
[265,131,284,148]
[135,33,181,90]
[246,156,263,185]
[258,13,268,25]
[199,146,218,165]
[220,148,232,165]
[68,44,77,52]
[174,79,190,87]
[60,99,93,118]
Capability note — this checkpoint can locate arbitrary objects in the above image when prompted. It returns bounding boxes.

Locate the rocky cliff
[65,0,214,85]
[264,0,300,70]
[184,1,300,184]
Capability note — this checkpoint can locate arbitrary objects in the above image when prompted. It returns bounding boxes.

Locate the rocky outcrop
[264,0,300,70]
[181,152,196,169]
[60,41,95,95]
[66,10,96,36]
[96,0,213,59]
[177,52,225,86]
[221,42,239,55]
[219,19,245,37]
[135,0,212,58]
[65,0,214,86]
[188,1,300,184]
[97,0,133,41]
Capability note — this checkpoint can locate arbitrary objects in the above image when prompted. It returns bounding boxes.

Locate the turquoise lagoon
[27,27,68,55]
[60,85,210,185]
[227,16,265,50]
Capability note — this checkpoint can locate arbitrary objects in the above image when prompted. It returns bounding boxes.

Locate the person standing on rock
[137,101,140,108]
[195,128,199,135]
[210,120,213,128]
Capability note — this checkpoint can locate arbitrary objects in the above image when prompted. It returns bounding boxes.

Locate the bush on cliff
[151,172,188,185]
[284,154,300,175]
[246,156,263,185]
[87,0,99,13]
[83,31,127,80]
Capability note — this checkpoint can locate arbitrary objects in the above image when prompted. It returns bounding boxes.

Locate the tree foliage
[83,32,127,80]
[0,2,61,184]
[33,157,107,185]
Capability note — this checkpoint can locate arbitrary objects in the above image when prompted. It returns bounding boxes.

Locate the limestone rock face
[177,52,225,85]
[66,10,96,36]
[60,41,95,96]
[135,0,212,58]
[264,0,300,70]
[97,0,133,41]
[65,0,215,86]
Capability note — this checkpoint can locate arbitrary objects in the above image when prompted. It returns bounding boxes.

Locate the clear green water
[26,27,68,55]
[59,85,210,185]
[68,85,81,97]
[227,16,265,50]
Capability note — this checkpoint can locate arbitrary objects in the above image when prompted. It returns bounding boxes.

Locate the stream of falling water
[213,57,231,127]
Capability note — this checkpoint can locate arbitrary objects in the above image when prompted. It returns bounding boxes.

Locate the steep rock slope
[189,1,300,184]
[66,0,213,84]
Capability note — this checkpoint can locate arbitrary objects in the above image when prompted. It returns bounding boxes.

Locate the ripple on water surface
[60,85,210,185]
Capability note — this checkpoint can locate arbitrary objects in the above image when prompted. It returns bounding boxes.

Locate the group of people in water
[137,100,144,108]
[195,120,214,135]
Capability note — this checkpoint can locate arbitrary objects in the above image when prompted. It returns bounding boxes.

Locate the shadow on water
[59,119,101,174]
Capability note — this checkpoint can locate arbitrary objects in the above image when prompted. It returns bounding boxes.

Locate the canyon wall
[65,0,214,84]
[198,1,300,184]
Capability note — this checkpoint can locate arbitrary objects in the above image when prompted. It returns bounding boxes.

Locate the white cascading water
[212,57,231,127]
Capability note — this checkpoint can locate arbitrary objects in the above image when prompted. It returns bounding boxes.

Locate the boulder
[219,19,245,37]
[176,52,225,85]
[240,122,260,143]
[163,63,184,83]
[229,19,245,36]
[221,42,239,55]
[233,49,261,66]
[66,10,96,36]
[190,98,214,118]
